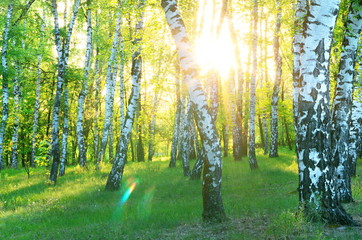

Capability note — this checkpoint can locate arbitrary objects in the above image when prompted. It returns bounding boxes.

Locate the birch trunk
[269,0,282,158]
[50,0,81,182]
[105,0,144,190]
[93,48,101,161]
[248,0,259,169]
[59,84,69,176]
[349,90,362,176]
[331,0,362,203]
[96,10,121,166]
[295,0,355,225]
[0,4,13,170]
[77,2,92,167]
[162,0,226,222]
[181,100,192,176]
[169,63,182,167]
[11,63,21,169]
[148,92,159,161]
[31,8,45,168]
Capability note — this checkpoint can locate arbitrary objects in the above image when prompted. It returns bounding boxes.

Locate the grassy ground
[0,148,361,239]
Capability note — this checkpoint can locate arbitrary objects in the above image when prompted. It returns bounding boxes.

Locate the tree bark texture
[0,4,13,170]
[331,0,362,203]
[295,0,355,225]
[97,10,122,165]
[105,0,144,190]
[50,0,81,182]
[162,0,226,223]
[11,64,21,169]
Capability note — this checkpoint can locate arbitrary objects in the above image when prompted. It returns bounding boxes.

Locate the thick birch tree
[49,0,81,182]
[76,0,92,167]
[105,0,145,190]
[331,0,362,203]
[0,3,13,170]
[162,0,226,222]
[269,0,282,158]
[294,0,355,224]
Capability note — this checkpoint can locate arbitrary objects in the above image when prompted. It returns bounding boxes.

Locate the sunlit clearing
[194,0,236,78]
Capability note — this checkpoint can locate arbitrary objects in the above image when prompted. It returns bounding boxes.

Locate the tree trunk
[77,1,92,167]
[31,8,45,168]
[349,86,362,177]
[0,4,13,170]
[331,0,362,203]
[248,0,259,169]
[295,0,355,225]
[49,0,81,183]
[181,100,192,176]
[59,83,69,176]
[148,92,159,161]
[96,9,122,166]
[269,0,282,158]
[11,63,21,169]
[162,0,226,223]
[169,63,182,167]
[105,0,144,190]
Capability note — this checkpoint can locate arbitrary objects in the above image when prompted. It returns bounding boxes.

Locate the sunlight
[194,21,235,78]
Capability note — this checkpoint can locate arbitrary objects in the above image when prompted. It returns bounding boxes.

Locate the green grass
[0,147,361,239]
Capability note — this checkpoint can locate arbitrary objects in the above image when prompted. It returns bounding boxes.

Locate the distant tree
[269,0,282,158]
[0,3,13,170]
[49,0,81,182]
[248,0,259,169]
[105,0,145,190]
[76,0,93,167]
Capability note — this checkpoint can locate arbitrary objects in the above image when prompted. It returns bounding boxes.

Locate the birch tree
[0,3,13,170]
[248,0,259,169]
[49,0,81,182]
[105,0,145,190]
[11,63,21,169]
[269,0,282,158]
[162,0,226,222]
[331,0,362,203]
[294,0,355,224]
[76,0,93,167]
[31,8,46,168]
[96,8,121,166]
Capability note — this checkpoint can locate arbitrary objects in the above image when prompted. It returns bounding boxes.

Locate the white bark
[295,0,355,224]
[331,0,362,203]
[0,4,13,169]
[77,2,92,167]
[50,0,81,182]
[162,0,226,222]
[248,0,258,169]
[106,0,145,190]
[96,10,122,165]
[11,64,21,169]
[269,0,282,158]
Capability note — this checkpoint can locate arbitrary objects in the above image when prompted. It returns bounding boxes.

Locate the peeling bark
[331,0,362,203]
[295,0,356,225]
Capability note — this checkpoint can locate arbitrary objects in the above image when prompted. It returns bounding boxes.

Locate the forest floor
[0,148,361,239]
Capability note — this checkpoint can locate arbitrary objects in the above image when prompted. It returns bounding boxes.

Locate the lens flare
[119,177,138,206]
[137,186,155,219]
